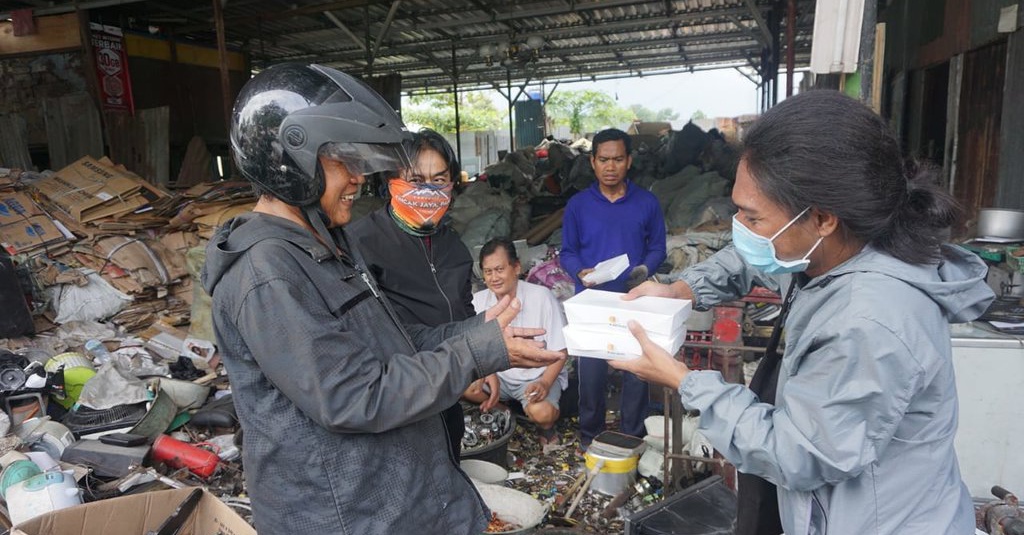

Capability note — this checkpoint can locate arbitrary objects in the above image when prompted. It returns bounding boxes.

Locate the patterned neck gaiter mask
[387,179,453,237]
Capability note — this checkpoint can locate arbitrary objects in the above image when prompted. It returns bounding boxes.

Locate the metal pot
[976,209,1024,240]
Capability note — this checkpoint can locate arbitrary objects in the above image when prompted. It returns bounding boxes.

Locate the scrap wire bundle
[461,404,513,450]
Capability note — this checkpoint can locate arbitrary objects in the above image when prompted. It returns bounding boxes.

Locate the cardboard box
[33,156,144,223]
[0,215,68,254]
[563,289,692,336]
[564,323,686,360]
[0,191,44,225]
[11,487,255,535]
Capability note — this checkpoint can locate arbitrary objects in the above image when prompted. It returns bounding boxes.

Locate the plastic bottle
[83,340,112,366]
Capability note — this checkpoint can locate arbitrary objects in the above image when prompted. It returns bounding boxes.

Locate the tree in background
[402,91,505,132]
[690,109,708,122]
[546,89,633,137]
[629,104,679,122]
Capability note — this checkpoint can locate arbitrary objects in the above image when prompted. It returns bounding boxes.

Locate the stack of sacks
[562,289,691,360]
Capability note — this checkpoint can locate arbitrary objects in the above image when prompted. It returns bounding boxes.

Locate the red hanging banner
[89,23,135,115]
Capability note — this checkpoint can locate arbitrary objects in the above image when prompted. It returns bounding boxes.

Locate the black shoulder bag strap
[735,278,799,535]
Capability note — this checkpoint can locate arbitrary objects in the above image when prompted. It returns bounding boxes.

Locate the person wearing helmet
[201,63,563,534]
[346,128,474,460]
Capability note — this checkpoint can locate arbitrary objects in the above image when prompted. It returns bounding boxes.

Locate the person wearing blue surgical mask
[731,206,822,274]
[611,91,993,535]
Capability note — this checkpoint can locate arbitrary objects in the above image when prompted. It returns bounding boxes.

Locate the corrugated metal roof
[0,0,816,92]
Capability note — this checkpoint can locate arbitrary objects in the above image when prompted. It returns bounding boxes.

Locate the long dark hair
[742,90,961,264]
[410,128,461,184]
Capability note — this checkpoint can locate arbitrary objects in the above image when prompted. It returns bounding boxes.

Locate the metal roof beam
[0,0,151,18]
[742,0,774,49]
[728,14,769,49]
[273,5,757,49]
[350,43,777,77]
[411,0,667,31]
[734,66,760,86]
[400,57,782,91]
[371,0,401,60]
[323,9,367,52]
[277,27,765,64]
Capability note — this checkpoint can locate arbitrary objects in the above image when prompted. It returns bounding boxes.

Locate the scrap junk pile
[0,121,1013,533]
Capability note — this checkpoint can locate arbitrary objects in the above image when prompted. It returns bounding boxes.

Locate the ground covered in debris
[503,415,628,533]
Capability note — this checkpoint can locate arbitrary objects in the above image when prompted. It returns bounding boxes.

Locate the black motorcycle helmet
[230,63,411,206]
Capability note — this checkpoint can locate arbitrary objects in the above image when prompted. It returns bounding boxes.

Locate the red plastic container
[151,435,220,478]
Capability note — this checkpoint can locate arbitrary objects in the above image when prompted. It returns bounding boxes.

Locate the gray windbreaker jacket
[675,244,993,535]
[202,213,508,534]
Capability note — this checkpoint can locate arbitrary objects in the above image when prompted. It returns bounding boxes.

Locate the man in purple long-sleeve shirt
[560,128,667,450]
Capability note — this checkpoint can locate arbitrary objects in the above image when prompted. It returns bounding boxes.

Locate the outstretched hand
[609,321,690,390]
[487,295,547,338]
[623,280,693,302]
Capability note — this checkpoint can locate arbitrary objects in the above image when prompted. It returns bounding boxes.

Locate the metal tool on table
[146,488,203,535]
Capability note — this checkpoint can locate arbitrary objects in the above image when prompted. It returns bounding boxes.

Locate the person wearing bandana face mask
[347,129,475,459]
[608,91,993,535]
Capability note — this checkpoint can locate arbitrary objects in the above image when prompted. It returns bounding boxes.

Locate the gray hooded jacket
[675,244,993,535]
[202,212,509,534]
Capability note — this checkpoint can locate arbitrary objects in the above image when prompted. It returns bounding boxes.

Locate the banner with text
[90,23,135,114]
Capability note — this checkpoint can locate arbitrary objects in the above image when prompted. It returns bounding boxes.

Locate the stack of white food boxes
[562,289,692,360]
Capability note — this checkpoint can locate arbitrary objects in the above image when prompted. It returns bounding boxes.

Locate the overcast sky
[546,68,763,125]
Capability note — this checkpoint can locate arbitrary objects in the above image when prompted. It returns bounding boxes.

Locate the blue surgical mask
[732,207,823,274]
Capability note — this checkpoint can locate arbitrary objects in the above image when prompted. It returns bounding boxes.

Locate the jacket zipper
[359,270,417,351]
[419,238,454,323]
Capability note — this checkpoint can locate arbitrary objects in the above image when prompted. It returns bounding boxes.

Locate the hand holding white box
[581,254,630,285]
[563,289,691,360]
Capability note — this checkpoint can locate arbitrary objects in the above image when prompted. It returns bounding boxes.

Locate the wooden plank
[104,106,170,186]
[954,40,1006,218]
[871,22,886,113]
[996,31,1024,209]
[44,93,104,170]
[0,13,79,57]
[0,113,32,169]
[123,33,247,71]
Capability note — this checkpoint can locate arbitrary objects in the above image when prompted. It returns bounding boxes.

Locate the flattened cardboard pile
[0,156,256,335]
[32,156,168,228]
[0,190,74,256]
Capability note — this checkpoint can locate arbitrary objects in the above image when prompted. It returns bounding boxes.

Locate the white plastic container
[15,418,76,459]
[563,289,692,336]
[460,459,508,485]
[6,471,82,525]
[564,324,686,360]
[471,481,545,533]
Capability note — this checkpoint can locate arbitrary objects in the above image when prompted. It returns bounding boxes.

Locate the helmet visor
[319,142,411,179]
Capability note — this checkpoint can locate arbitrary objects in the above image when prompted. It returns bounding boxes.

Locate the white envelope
[582,254,630,285]
[564,289,692,337]
[564,324,687,361]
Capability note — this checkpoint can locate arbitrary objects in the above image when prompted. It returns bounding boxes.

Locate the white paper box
[564,289,692,336]
[564,324,687,360]
[582,254,629,285]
